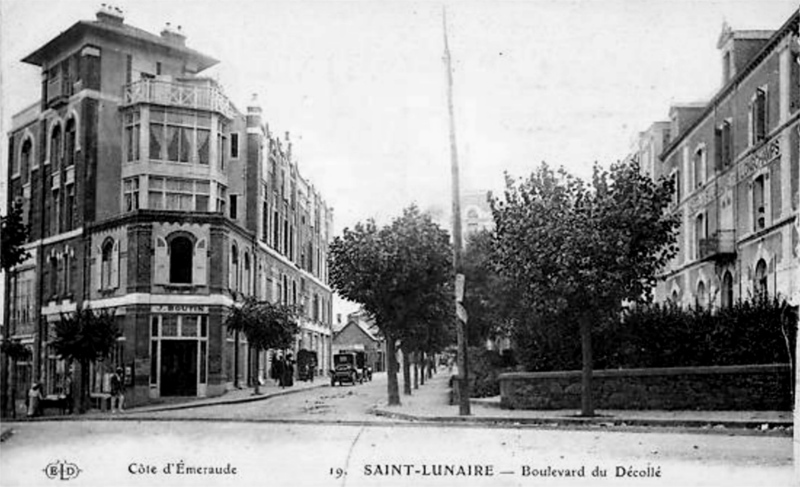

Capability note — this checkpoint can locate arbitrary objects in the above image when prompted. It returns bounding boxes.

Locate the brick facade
[2,6,334,408]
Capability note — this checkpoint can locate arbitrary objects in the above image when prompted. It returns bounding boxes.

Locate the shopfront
[149,305,209,398]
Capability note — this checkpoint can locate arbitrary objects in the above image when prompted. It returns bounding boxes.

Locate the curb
[120,382,330,414]
[369,407,793,432]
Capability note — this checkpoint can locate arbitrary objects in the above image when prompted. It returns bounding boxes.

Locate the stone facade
[631,15,800,309]
[499,365,792,411]
[2,6,333,408]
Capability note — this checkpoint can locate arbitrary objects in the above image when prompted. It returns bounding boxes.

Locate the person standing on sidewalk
[110,368,126,413]
[27,383,42,418]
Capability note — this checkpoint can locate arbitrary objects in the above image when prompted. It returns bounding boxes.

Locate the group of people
[25,372,72,418]
[270,354,295,388]
[25,367,126,417]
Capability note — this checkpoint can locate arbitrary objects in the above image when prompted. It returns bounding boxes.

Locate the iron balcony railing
[699,229,736,260]
[122,78,236,119]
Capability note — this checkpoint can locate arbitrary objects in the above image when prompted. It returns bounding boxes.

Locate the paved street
[124,373,392,423]
[1,372,795,487]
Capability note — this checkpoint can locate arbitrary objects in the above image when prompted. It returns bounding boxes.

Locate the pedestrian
[110,367,125,413]
[27,383,42,418]
[283,355,294,387]
[64,371,74,414]
[274,354,285,388]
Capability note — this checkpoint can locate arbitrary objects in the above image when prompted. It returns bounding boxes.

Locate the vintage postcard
[0,0,797,486]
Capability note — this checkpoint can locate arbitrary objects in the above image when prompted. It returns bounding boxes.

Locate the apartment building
[3,5,333,408]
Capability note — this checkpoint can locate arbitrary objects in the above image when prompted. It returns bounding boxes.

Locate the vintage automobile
[331,352,363,386]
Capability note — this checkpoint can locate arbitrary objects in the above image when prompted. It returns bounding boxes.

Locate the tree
[51,307,120,413]
[492,161,678,416]
[1,199,30,417]
[224,296,299,395]
[1,199,30,271]
[329,205,453,406]
[462,230,521,347]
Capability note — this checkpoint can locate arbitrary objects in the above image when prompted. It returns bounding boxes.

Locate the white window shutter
[154,237,168,284]
[95,246,102,290]
[111,240,120,289]
[193,238,207,286]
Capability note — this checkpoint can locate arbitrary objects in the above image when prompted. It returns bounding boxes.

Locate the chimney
[160,22,187,47]
[246,93,262,129]
[96,4,125,25]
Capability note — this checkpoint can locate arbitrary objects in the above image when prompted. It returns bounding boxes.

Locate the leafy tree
[1,199,30,271]
[492,161,678,416]
[462,230,521,347]
[1,199,30,417]
[51,307,120,413]
[329,205,453,406]
[224,296,299,395]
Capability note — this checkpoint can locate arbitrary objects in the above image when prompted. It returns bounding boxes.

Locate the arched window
[670,290,679,304]
[169,237,193,284]
[65,118,76,167]
[754,259,768,297]
[721,271,734,308]
[101,240,114,289]
[696,281,707,309]
[50,124,62,169]
[231,244,239,291]
[18,138,33,176]
[243,252,251,294]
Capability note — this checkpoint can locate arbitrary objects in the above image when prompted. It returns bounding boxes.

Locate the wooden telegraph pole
[443,8,470,416]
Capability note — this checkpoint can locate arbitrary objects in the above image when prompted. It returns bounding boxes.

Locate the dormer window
[722,51,732,82]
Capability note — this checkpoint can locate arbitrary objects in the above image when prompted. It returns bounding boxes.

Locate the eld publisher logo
[43,460,82,481]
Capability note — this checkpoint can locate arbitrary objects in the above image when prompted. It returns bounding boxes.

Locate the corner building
[632,17,800,308]
[3,6,333,407]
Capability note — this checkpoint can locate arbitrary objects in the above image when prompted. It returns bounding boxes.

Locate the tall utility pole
[443,8,470,416]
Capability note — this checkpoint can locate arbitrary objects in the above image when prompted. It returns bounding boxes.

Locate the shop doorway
[160,340,197,396]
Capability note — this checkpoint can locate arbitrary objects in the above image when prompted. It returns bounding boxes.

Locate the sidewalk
[11,377,328,421]
[371,371,794,432]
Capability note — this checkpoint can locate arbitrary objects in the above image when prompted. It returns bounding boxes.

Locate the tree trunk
[579,317,594,417]
[78,359,91,414]
[385,334,400,406]
[419,352,425,386]
[402,349,412,395]
[233,330,240,388]
[413,352,419,389]
[252,346,261,395]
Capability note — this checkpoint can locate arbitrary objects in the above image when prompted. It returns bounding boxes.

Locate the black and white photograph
[0,0,798,486]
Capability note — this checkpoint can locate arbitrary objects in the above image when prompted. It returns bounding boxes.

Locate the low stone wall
[499,364,792,410]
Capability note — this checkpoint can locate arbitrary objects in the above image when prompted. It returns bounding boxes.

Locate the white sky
[2,0,799,318]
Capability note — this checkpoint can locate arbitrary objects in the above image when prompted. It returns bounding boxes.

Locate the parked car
[331,352,363,386]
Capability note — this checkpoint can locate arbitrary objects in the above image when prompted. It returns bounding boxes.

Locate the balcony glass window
[148,177,211,212]
[148,108,212,164]
[124,110,140,162]
[123,177,140,212]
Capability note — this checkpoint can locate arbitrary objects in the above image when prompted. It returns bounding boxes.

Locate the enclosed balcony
[122,78,236,119]
[699,229,736,261]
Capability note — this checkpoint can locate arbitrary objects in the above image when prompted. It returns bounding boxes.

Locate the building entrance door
[160,340,197,396]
